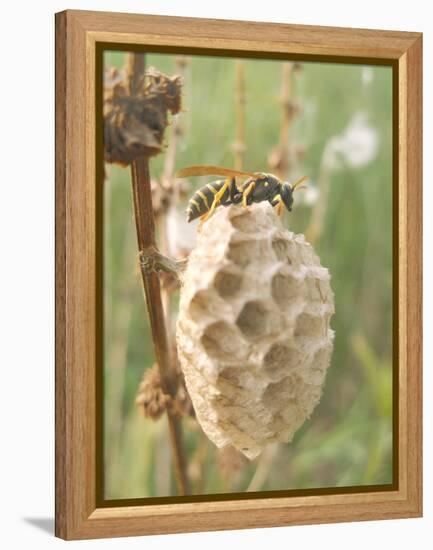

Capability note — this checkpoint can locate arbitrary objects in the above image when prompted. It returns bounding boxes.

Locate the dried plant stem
[304,145,333,243]
[272,62,294,181]
[130,157,189,495]
[233,60,246,171]
[162,58,186,185]
[279,62,293,153]
[246,443,280,492]
[158,220,172,339]
[128,53,189,495]
[127,52,145,97]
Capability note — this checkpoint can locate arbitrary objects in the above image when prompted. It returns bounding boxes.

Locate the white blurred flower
[361,67,374,87]
[324,112,379,170]
[300,184,320,206]
[167,205,197,257]
[292,177,320,207]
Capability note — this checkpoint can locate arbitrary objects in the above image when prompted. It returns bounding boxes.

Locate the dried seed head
[136,357,194,420]
[103,67,183,166]
[151,178,190,220]
[135,365,170,420]
[176,203,335,459]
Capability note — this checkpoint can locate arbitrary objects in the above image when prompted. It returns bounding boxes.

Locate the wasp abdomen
[186,179,229,222]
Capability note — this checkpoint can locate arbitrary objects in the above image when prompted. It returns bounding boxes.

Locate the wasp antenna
[291,175,308,191]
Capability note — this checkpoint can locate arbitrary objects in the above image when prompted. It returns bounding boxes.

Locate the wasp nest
[176,202,334,459]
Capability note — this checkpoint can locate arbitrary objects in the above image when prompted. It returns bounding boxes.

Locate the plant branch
[131,156,190,496]
[268,62,302,181]
[232,60,246,171]
[162,57,187,186]
[279,62,293,153]
[304,143,333,244]
[128,54,190,496]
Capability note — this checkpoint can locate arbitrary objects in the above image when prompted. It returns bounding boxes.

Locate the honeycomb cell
[272,237,290,262]
[262,375,298,413]
[230,213,257,233]
[227,239,256,267]
[188,290,211,321]
[263,343,301,380]
[214,269,242,299]
[201,321,245,362]
[219,366,241,384]
[294,312,325,341]
[271,272,303,307]
[236,300,272,339]
[312,346,330,369]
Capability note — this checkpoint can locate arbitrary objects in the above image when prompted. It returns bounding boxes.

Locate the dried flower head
[135,365,170,420]
[136,353,194,420]
[103,67,183,166]
[151,178,190,220]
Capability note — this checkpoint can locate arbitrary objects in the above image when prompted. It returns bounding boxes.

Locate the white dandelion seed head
[295,180,320,207]
[325,112,379,170]
[361,67,374,87]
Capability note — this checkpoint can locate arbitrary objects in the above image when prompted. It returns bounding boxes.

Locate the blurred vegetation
[103,51,393,499]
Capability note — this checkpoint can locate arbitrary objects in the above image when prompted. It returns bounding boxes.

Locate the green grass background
[103,52,393,499]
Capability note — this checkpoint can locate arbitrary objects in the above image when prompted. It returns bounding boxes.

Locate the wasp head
[280,182,294,212]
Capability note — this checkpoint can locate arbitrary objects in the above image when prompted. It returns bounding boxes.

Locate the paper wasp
[175,165,307,222]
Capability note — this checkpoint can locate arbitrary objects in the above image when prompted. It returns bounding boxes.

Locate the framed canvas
[55,10,423,540]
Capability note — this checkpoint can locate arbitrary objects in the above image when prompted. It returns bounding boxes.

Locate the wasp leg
[201,177,231,222]
[197,212,208,228]
[272,194,284,216]
[228,177,242,203]
[242,181,255,207]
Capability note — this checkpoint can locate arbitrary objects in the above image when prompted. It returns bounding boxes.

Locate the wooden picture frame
[55,9,422,540]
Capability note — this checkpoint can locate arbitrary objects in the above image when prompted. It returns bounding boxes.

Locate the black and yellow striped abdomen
[186,179,230,222]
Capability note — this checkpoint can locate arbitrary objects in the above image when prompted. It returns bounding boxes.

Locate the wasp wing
[176,165,257,179]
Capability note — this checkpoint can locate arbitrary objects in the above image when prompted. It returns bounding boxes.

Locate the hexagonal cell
[279,398,303,423]
[312,346,331,370]
[271,272,303,308]
[305,276,323,302]
[262,375,298,413]
[227,239,257,267]
[299,241,320,266]
[215,378,256,411]
[201,321,245,362]
[214,268,243,299]
[297,383,322,413]
[219,366,242,385]
[236,300,273,339]
[230,213,257,233]
[294,312,325,341]
[272,238,290,262]
[263,343,301,380]
[188,290,211,321]
[308,367,327,386]
[301,347,330,386]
